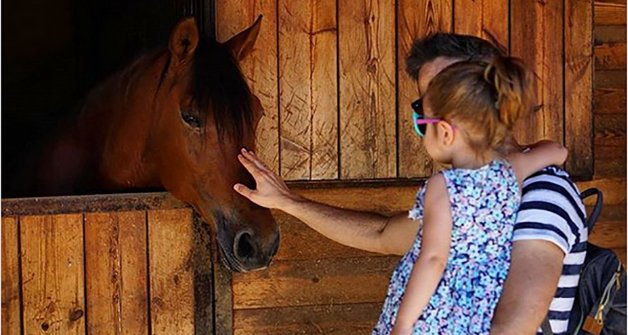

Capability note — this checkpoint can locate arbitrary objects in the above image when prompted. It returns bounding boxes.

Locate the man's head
[406,33,504,95]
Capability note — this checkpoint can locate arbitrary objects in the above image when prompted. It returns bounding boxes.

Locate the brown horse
[11,17,279,272]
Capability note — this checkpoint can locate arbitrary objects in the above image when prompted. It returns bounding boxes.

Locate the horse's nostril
[235,231,256,260]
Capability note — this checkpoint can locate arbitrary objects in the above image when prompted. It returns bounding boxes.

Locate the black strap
[541,316,554,335]
[540,188,603,335]
[580,188,603,232]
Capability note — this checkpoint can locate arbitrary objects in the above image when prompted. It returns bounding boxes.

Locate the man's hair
[405,33,504,80]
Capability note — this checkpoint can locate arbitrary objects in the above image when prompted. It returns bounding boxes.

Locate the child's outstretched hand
[233,148,300,210]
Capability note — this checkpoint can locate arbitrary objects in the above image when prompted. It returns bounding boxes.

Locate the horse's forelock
[192,40,255,146]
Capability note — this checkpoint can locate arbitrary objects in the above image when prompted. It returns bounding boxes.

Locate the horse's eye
[181,109,201,128]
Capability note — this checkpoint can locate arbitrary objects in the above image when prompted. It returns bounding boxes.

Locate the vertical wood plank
[540,0,564,144]
[398,0,453,177]
[213,261,233,335]
[565,0,594,178]
[454,0,482,36]
[339,0,397,179]
[278,0,338,180]
[20,214,85,335]
[85,211,148,335]
[453,0,508,52]
[148,209,195,335]
[482,0,509,53]
[511,0,564,145]
[216,0,280,175]
[2,216,21,335]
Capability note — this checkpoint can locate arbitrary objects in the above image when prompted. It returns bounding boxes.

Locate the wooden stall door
[1,194,231,335]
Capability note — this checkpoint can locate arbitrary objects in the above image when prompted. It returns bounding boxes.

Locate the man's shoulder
[521,165,580,197]
[515,165,587,252]
[524,165,573,182]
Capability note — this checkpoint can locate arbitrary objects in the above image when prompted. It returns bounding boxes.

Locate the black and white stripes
[513,166,588,335]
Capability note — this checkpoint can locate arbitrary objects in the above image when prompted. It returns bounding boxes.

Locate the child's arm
[391,174,452,335]
[507,140,568,184]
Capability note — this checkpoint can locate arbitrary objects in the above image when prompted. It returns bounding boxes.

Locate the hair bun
[484,57,533,130]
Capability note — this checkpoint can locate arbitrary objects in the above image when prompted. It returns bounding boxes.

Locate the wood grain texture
[594,88,627,114]
[595,25,627,44]
[233,302,382,335]
[482,0,509,53]
[272,211,383,261]
[512,0,564,146]
[595,69,627,88]
[232,256,398,309]
[595,1,627,26]
[565,0,594,178]
[589,205,626,248]
[453,0,508,52]
[577,178,627,206]
[214,261,233,335]
[398,0,452,178]
[278,0,338,180]
[454,0,482,36]
[295,184,419,213]
[594,113,625,147]
[85,211,148,335]
[595,42,627,70]
[2,216,21,335]
[148,209,195,335]
[20,214,85,335]
[594,144,627,178]
[216,0,280,174]
[339,0,397,179]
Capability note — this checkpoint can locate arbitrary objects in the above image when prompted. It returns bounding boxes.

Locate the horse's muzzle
[214,212,280,272]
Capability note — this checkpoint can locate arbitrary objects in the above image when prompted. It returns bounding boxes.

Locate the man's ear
[437,121,456,146]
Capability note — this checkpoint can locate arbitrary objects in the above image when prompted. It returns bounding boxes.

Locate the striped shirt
[513,166,588,335]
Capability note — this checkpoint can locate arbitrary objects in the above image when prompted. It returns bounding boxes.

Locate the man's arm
[234,148,419,255]
[491,240,564,334]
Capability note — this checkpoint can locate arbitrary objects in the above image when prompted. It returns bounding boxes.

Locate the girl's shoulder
[408,173,448,221]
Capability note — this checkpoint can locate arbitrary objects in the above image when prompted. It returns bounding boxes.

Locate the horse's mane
[191,39,255,144]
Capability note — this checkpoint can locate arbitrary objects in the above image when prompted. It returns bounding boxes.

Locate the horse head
[143,17,279,272]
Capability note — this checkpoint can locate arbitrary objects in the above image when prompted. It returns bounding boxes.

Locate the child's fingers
[233,183,254,199]
[241,148,271,173]
[237,153,265,179]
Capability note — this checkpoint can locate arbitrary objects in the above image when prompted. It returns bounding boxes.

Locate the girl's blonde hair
[425,57,534,155]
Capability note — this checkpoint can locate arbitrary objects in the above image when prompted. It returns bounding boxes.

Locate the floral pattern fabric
[373,160,520,335]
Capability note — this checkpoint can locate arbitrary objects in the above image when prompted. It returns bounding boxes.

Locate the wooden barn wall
[1,2,624,335]
[0,195,228,335]
[216,0,595,182]
[220,1,627,334]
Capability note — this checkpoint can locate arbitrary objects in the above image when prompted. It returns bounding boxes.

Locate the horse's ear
[225,15,262,60]
[169,17,199,64]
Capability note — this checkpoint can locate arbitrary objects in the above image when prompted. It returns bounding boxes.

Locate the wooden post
[2,216,21,335]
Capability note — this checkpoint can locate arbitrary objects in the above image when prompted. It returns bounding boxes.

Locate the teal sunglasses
[411,98,441,137]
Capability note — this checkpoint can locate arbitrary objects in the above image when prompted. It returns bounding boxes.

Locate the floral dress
[373,160,520,335]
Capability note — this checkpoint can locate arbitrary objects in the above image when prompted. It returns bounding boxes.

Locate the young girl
[373,57,567,335]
